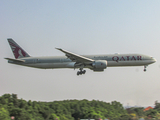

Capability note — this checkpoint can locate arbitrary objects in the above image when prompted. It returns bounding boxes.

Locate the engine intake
[92,60,107,71]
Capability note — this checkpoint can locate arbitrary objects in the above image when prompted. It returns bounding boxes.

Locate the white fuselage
[8,54,156,70]
[6,39,156,75]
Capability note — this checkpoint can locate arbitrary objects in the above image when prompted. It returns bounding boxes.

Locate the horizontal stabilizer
[4,58,25,62]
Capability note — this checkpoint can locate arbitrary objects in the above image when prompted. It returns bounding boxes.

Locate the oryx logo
[8,40,27,59]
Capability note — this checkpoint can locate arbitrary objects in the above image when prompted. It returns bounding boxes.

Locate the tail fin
[7,38,30,59]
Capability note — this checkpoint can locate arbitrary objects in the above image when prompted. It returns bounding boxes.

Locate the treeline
[0,94,160,120]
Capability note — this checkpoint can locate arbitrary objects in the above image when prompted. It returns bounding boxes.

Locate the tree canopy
[0,93,160,120]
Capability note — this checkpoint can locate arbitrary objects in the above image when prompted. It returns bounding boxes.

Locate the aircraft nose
[151,57,157,63]
[153,58,157,62]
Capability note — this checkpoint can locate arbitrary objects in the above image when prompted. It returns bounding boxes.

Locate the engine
[92,60,107,71]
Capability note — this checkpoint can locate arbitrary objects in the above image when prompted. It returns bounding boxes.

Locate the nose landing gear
[144,66,147,72]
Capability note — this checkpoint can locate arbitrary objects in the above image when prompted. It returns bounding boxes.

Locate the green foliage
[1,93,160,120]
[0,106,10,120]
[155,101,160,112]
[50,113,60,120]
[145,109,157,118]
[127,107,144,118]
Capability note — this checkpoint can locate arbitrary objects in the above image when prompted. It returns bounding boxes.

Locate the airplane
[5,38,156,75]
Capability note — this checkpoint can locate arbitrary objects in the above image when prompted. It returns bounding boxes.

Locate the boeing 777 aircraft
[5,39,156,75]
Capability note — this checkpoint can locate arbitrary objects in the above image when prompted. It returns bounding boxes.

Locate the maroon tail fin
[7,38,30,59]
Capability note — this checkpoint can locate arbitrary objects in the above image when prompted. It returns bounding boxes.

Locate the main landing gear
[144,65,147,72]
[77,68,86,76]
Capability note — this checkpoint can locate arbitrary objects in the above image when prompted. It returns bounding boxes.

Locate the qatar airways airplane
[5,38,156,75]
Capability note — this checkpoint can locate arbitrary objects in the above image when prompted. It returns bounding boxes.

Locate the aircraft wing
[56,48,94,63]
[5,58,25,62]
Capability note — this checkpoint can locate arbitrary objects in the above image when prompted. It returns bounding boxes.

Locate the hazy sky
[1,0,160,107]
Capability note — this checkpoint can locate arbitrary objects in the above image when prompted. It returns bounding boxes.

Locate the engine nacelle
[92,60,107,71]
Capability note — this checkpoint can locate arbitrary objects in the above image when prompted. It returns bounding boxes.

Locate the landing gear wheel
[77,71,80,75]
[82,70,86,74]
[144,66,147,72]
[79,71,82,75]
[77,69,86,76]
